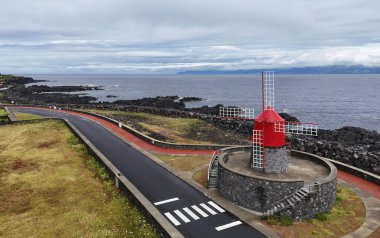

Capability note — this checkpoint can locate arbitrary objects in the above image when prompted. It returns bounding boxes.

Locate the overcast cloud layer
[1,0,379,73]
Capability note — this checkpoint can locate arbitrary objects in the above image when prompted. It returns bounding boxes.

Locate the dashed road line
[164,212,181,226]
[183,207,200,220]
[200,203,217,215]
[191,205,209,217]
[154,197,179,205]
[174,210,191,223]
[215,221,243,231]
[208,201,225,213]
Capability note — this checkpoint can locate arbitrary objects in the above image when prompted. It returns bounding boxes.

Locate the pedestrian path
[163,201,226,226]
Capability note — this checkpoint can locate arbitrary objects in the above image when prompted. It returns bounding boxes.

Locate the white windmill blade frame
[219,107,255,120]
[263,71,275,110]
[252,129,264,169]
[275,121,318,136]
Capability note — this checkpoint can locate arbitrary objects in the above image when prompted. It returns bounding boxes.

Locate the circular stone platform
[215,148,337,220]
[226,151,329,185]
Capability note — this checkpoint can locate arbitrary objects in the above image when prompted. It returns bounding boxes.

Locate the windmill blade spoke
[252,130,264,169]
[219,107,255,119]
[283,122,318,136]
[263,71,275,110]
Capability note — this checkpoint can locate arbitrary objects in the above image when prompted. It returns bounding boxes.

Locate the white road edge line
[215,221,243,231]
[154,197,179,205]
[183,207,200,220]
[208,201,225,213]
[191,205,208,217]
[174,210,191,223]
[164,212,181,226]
[200,203,217,215]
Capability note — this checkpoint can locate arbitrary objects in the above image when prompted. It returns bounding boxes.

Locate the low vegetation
[14,112,42,121]
[263,184,365,238]
[192,167,209,187]
[83,109,248,145]
[0,120,158,238]
[153,153,210,171]
[0,108,9,122]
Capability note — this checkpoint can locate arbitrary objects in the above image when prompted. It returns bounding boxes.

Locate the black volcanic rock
[113,96,185,109]
[179,97,204,103]
[279,112,299,122]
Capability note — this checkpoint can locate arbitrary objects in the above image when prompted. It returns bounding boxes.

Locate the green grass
[14,112,42,121]
[153,153,210,171]
[0,120,158,238]
[264,184,365,238]
[0,109,7,117]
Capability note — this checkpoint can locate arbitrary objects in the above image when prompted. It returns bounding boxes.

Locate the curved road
[11,107,267,238]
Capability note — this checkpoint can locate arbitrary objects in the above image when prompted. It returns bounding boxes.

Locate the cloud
[0,0,379,73]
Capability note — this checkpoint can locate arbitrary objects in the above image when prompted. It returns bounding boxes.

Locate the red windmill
[220,71,318,173]
[252,71,318,173]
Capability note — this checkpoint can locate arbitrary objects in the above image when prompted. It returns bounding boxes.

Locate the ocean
[25,74,380,132]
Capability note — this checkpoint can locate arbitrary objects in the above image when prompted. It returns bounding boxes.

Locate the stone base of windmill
[213,148,337,221]
[250,147,289,173]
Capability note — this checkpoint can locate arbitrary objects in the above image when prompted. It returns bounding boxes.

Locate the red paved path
[338,170,380,199]
[21,107,380,199]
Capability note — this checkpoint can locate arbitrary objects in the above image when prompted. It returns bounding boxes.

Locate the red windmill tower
[251,71,318,173]
[220,71,318,173]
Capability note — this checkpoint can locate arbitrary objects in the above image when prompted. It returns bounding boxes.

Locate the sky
[0,0,379,74]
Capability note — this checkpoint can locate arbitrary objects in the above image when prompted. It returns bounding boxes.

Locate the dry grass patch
[153,153,210,171]
[264,184,365,238]
[0,120,158,238]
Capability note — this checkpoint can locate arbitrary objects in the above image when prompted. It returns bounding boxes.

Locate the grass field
[14,112,42,121]
[0,120,158,238]
[83,109,248,145]
[153,153,210,171]
[264,184,365,238]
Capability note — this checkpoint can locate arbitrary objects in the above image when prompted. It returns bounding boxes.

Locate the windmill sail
[252,129,264,169]
[219,107,255,120]
[262,71,275,110]
[274,121,318,136]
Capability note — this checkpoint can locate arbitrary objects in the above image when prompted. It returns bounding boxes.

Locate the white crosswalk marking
[208,201,225,213]
[174,210,190,223]
[191,205,209,217]
[183,207,200,220]
[200,203,217,215]
[164,212,181,226]
[215,221,243,231]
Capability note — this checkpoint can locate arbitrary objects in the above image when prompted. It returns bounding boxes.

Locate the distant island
[177,65,380,74]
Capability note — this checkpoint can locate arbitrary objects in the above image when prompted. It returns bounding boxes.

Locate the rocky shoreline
[1,74,379,175]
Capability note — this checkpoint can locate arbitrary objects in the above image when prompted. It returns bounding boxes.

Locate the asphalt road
[12,107,267,238]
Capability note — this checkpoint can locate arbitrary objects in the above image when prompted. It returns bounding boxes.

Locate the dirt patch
[11,159,39,173]
[36,139,59,148]
[0,183,33,213]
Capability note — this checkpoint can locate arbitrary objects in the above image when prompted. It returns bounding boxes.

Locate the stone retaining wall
[217,148,337,220]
